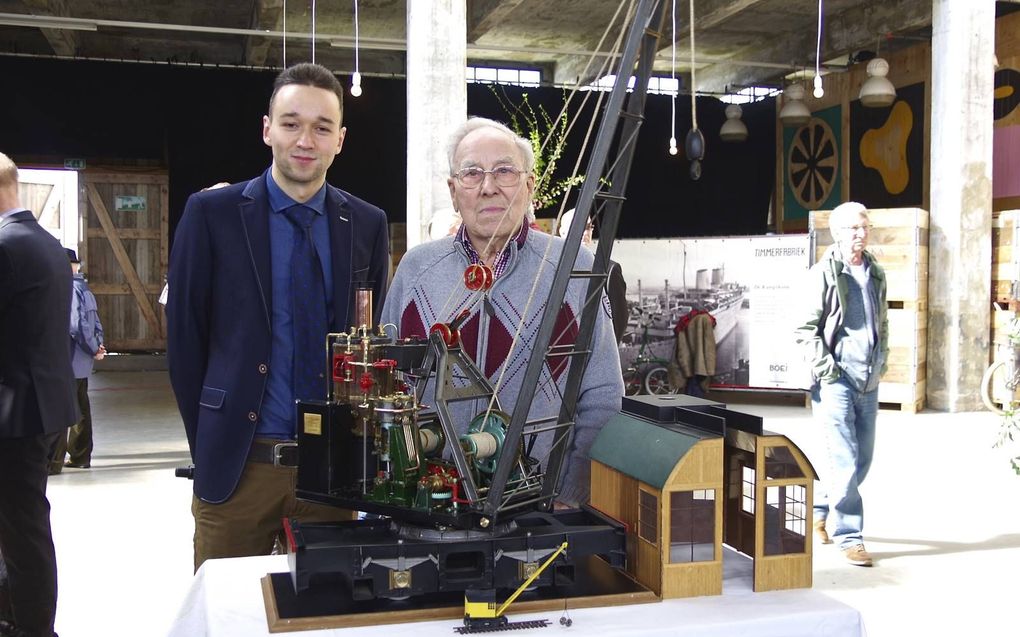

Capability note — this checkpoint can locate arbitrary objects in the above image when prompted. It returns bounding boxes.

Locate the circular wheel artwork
[787,118,838,210]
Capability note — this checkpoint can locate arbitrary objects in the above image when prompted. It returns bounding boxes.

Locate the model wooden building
[588,394,817,598]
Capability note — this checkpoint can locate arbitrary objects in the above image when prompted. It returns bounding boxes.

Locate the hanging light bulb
[350,0,363,97]
[779,83,811,127]
[812,0,824,99]
[859,57,896,107]
[667,0,678,157]
[719,104,748,143]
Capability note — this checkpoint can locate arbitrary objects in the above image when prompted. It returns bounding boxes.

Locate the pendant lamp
[779,84,811,127]
[858,57,896,107]
[719,104,748,142]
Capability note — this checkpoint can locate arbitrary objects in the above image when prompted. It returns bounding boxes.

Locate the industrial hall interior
[1,1,1020,637]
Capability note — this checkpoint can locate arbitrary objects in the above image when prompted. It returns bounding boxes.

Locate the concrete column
[406,0,466,250]
[927,0,995,411]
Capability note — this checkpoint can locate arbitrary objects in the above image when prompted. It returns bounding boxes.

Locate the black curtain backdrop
[0,56,774,244]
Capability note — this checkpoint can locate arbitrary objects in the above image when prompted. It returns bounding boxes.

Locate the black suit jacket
[166,171,389,503]
[0,210,78,438]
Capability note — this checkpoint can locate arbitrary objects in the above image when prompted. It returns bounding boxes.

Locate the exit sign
[63,158,86,170]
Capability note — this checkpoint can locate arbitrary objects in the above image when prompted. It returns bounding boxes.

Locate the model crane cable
[481,0,636,441]
[433,0,630,327]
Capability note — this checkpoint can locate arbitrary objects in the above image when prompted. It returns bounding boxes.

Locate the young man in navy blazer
[0,151,78,637]
[167,63,389,570]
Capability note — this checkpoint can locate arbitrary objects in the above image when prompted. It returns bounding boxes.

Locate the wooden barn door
[17,168,79,248]
[80,171,168,351]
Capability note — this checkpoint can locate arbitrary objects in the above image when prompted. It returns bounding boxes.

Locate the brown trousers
[191,459,355,571]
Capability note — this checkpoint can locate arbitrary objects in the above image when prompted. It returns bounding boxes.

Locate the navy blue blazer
[0,210,78,438]
[166,171,389,503]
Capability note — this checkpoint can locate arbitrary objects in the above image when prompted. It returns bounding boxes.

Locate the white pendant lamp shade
[779,83,811,127]
[859,57,896,107]
[719,104,748,142]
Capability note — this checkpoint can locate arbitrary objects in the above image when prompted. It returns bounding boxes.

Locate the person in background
[557,208,628,344]
[794,201,888,567]
[50,249,106,474]
[166,63,389,571]
[427,207,462,241]
[0,151,78,637]
[381,118,623,507]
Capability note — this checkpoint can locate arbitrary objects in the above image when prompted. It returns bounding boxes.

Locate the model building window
[741,466,755,514]
[638,489,658,546]
[669,489,716,563]
[763,484,807,555]
[764,446,805,479]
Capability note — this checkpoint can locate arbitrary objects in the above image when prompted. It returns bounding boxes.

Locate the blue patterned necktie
[283,206,328,402]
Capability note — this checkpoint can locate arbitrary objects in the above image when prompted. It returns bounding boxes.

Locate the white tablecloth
[166,552,865,637]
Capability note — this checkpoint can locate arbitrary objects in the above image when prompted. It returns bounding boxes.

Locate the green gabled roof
[589,412,711,489]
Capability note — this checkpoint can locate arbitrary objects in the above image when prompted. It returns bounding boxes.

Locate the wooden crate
[991,211,1019,305]
[809,208,929,412]
[80,170,168,351]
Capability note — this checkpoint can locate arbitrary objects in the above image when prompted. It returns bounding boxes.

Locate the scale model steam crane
[282,0,670,621]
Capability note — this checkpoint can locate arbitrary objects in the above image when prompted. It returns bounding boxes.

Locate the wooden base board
[262,556,659,633]
[879,398,924,413]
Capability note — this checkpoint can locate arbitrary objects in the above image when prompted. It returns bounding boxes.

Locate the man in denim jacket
[795,201,888,567]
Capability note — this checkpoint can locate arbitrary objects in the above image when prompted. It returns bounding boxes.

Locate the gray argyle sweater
[380,229,624,506]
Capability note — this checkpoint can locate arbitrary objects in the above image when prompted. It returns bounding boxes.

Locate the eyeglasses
[453,165,526,188]
[838,223,872,234]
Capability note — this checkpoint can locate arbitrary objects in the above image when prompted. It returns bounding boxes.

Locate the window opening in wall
[669,489,716,563]
[466,66,541,87]
[764,445,805,479]
[719,86,780,104]
[586,75,680,95]
[741,465,755,514]
[638,489,659,546]
[763,484,807,555]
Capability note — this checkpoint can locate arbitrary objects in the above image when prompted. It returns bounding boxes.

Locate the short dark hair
[268,63,344,121]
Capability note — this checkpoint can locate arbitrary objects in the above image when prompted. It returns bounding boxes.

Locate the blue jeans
[811,376,878,549]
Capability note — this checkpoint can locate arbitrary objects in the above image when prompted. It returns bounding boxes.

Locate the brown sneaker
[842,544,873,567]
[813,519,832,544]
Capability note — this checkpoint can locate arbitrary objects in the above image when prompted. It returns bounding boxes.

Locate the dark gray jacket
[794,244,889,390]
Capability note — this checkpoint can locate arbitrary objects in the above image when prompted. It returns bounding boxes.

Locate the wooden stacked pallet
[991,211,1020,358]
[809,208,929,413]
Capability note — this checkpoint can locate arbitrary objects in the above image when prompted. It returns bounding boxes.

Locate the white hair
[828,201,869,230]
[446,117,536,175]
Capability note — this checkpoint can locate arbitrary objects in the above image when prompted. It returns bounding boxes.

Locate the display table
[166,552,865,637]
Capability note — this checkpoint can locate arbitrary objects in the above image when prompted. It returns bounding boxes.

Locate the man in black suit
[0,152,78,637]
[167,63,389,570]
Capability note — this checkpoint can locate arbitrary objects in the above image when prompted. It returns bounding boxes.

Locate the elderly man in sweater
[380,117,623,507]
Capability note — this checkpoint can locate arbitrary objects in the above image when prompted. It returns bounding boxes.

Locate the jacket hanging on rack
[670,310,717,397]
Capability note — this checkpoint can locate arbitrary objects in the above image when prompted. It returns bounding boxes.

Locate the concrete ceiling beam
[22,0,77,56]
[246,0,284,67]
[827,0,932,55]
[467,0,527,43]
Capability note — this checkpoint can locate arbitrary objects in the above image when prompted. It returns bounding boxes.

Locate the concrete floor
[42,371,1020,637]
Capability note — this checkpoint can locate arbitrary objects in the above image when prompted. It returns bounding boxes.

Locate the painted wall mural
[849,81,925,208]
[783,105,842,224]
[994,67,1020,201]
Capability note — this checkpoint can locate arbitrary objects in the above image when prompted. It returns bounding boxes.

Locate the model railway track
[455,619,551,634]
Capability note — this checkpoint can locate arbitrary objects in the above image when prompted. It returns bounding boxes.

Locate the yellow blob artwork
[859,101,913,195]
